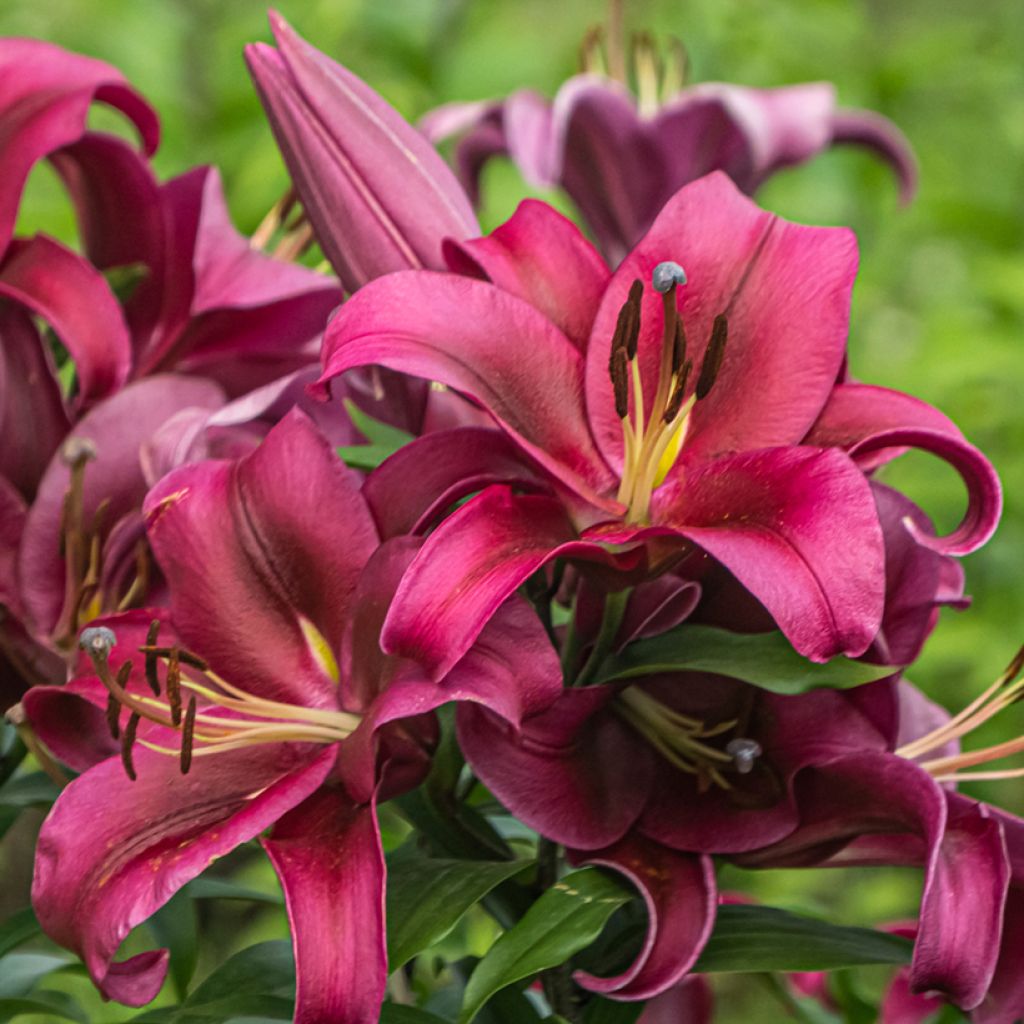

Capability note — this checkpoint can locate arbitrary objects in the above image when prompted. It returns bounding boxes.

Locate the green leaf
[0,907,40,958]
[598,625,896,694]
[342,399,415,449]
[338,443,404,471]
[459,868,633,1024]
[582,998,644,1024]
[386,848,530,969]
[0,772,61,808]
[380,1007,450,1024]
[183,877,284,904]
[0,995,86,1022]
[0,952,76,997]
[693,905,913,973]
[103,261,149,303]
[150,890,198,1000]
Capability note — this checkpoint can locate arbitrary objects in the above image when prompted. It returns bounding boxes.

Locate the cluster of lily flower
[0,9,1020,1024]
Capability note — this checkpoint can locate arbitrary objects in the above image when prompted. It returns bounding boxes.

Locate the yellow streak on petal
[299,617,340,684]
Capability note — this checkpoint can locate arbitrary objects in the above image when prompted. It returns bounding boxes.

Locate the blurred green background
[2,0,1023,1019]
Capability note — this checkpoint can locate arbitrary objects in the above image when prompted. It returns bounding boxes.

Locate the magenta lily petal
[319,270,617,502]
[381,486,642,679]
[363,427,549,538]
[443,199,608,351]
[32,742,334,1005]
[144,409,377,706]
[910,800,1009,1011]
[19,375,225,638]
[263,787,386,1024]
[0,304,68,498]
[0,37,158,254]
[569,840,717,999]
[585,174,858,470]
[0,235,132,406]
[654,446,885,661]
[830,108,918,204]
[638,978,713,1024]
[245,13,478,293]
[974,888,1024,1024]
[0,475,26,612]
[458,687,655,849]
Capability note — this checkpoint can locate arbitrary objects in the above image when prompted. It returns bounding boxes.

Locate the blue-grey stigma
[79,625,117,656]
[652,260,687,293]
[725,737,763,775]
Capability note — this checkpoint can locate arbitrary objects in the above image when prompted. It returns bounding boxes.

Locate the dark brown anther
[166,648,182,727]
[106,691,121,740]
[144,621,161,696]
[180,697,197,775]
[611,347,630,419]
[663,360,692,423]
[1003,644,1024,688]
[139,645,208,671]
[116,659,133,689]
[121,712,140,781]
[624,282,642,359]
[695,315,728,400]
[672,318,687,373]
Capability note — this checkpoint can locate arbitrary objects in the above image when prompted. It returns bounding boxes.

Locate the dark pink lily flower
[23,411,560,1020]
[245,12,480,294]
[422,73,916,265]
[318,174,999,676]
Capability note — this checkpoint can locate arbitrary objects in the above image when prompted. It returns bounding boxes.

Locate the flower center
[79,623,360,781]
[609,263,728,525]
[612,685,761,792]
[54,439,151,651]
[895,645,1024,782]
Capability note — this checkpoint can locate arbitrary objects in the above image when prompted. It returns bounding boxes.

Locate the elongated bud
[245,13,479,292]
[611,347,630,419]
[695,315,728,400]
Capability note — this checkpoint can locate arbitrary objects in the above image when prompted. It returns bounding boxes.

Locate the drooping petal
[638,978,714,1024]
[318,270,617,502]
[263,786,386,1024]
[569,840,717,999]
[144,409,377,706]
[245,14,478,293]
[18,375,225,639]
[652,446,885,661]
[32,742,334,1006]
[443,199,609,351]
[830,108,918,204]
[0,235,132,406]
[585,174,858,471]
[363,426,550,538]
[0,304,68,499]
[458,687,655,849]
[380,486,642,679]
[0,37,159,254]
[973,888,1024,1024]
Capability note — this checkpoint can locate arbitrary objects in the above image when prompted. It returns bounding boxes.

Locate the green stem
[537,839,581,1022]
[573,589,630,687]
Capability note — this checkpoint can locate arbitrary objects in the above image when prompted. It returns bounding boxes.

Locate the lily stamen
[896,645,1024,782]
[79,623,361,780]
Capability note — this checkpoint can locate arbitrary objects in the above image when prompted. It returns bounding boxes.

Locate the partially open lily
[422,31,916,264]
[21,411,561,1021]
[319,174,999,677]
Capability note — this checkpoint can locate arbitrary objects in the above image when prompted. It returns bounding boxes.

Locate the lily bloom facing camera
[21,412,560,1022]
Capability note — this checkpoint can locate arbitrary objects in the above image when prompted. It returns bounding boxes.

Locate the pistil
[896,646,1024,782]
[79,623,360,780]
[611,263,728,524]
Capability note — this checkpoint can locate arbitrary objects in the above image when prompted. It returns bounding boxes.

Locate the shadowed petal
[585,174,858,471]
[569,840,717,999]
[32,743,334,1006]
[263,786,386,1024]
[319,270,616,502]
[144,410,377,706]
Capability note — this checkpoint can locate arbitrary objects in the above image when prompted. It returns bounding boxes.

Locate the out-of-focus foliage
[1,0,1021,1019]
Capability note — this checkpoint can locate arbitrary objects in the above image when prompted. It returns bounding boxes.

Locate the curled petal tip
[831,108,919,204]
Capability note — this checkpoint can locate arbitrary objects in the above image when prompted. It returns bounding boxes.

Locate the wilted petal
[32,743,334,1005]
[654,446,885,661]
[0,37,159,254]
[263,787,386,1024]
[444,198,608,351]
[585,174,858,471]
[0,235,132,406]
[245,14,478,293]
[319,270,616,502]
[569,839,717,999]
[459,686,654,849]
[144,410,376,705]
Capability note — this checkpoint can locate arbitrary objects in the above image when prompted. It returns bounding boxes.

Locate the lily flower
[245,13,480,294]
[318,174,999,676]
[22,411,560,1020]
[422,32,916,264]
